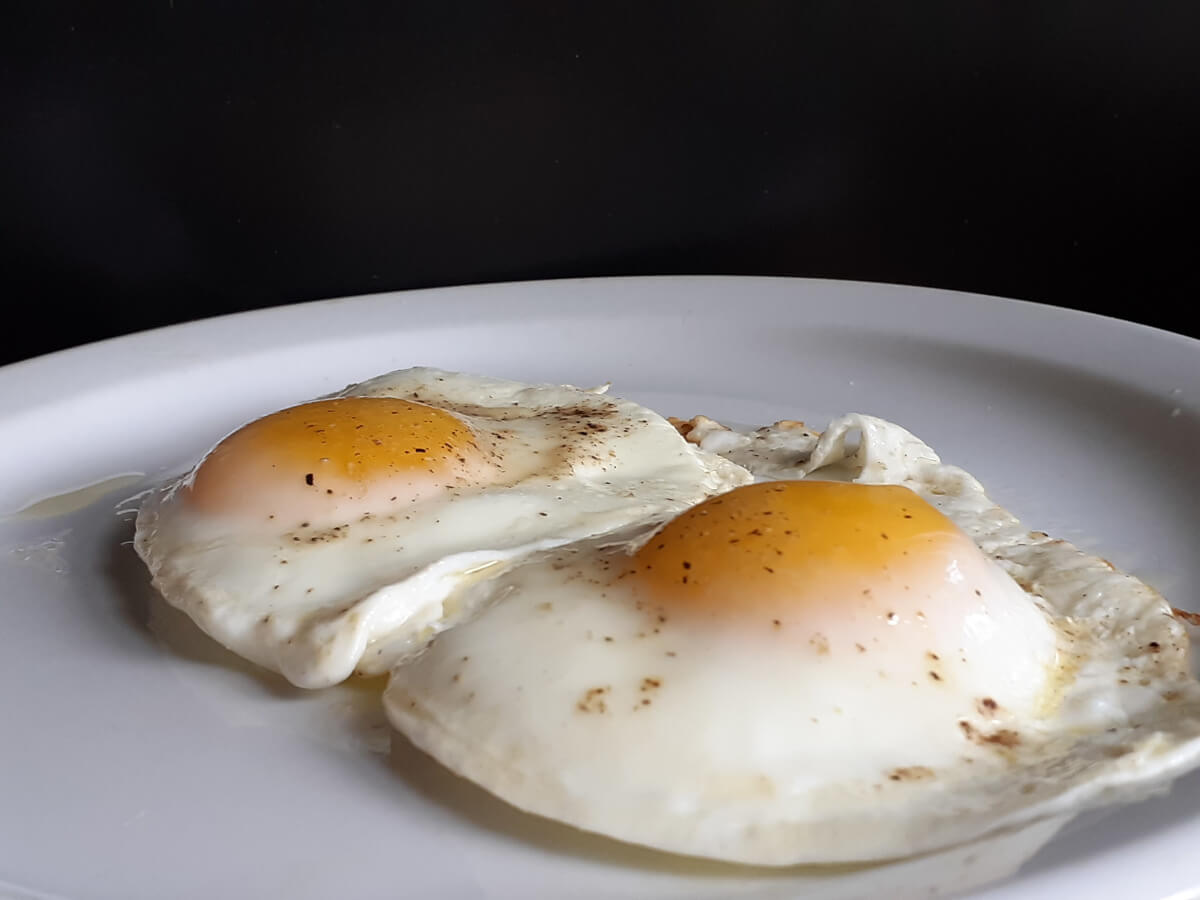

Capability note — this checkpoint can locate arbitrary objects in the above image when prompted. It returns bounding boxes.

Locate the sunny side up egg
[133,368,749,688]
[383,413,1200,865]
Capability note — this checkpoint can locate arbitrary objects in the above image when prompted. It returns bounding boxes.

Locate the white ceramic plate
[2,276,1198,900]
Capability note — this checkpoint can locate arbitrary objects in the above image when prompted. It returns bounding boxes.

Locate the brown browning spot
[810,633,830,655]
[1172,607,1200,627]
[577,686,611,714]
[773,419,809,430]
[1164,690,1183,702]
[959,720,1021,748]
[668,414,729,444]
[667,416,693,437]
[1006,570,1035,593]
[1020,783,1037,795]
[977,697,999,716]
[888,766,935,782]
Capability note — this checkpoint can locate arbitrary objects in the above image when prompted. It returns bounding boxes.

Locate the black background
[6,3,1199,368]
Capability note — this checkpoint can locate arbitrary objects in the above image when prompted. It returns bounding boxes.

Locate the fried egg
[383,413,1200,865]
[133,368,749,688]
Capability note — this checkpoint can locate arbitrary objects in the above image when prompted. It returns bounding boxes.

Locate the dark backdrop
[5,3,1198,367]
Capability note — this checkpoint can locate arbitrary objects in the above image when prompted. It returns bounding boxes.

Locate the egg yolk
[632,480,976,624]
[186,397,491,525]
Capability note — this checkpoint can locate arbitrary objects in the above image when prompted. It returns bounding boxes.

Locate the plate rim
[5,274,1198,395]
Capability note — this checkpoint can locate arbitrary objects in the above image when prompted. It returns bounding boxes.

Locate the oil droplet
[8,473,146,520]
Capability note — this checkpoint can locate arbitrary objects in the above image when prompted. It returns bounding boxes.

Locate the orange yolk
[632,480,970,623]
[186,397,489,522]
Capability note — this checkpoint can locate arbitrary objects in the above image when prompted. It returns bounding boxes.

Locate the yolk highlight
[187,397,488,518]
[632,480,966,621]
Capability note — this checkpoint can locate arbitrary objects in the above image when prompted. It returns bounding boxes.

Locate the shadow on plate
[100,512,304,700]
[1018,766,1200,878]
[387,729,897,880]
[384,731,1076,900]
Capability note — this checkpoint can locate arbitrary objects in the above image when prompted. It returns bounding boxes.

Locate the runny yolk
[186,397,489,523]
[631,480,971,622]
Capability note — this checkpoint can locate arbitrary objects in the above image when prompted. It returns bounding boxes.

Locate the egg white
[383,413,1200,865]
[134,368,750,688]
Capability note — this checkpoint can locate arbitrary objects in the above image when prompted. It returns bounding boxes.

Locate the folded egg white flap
[134,368,750,688]
[385,413,1200,866]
